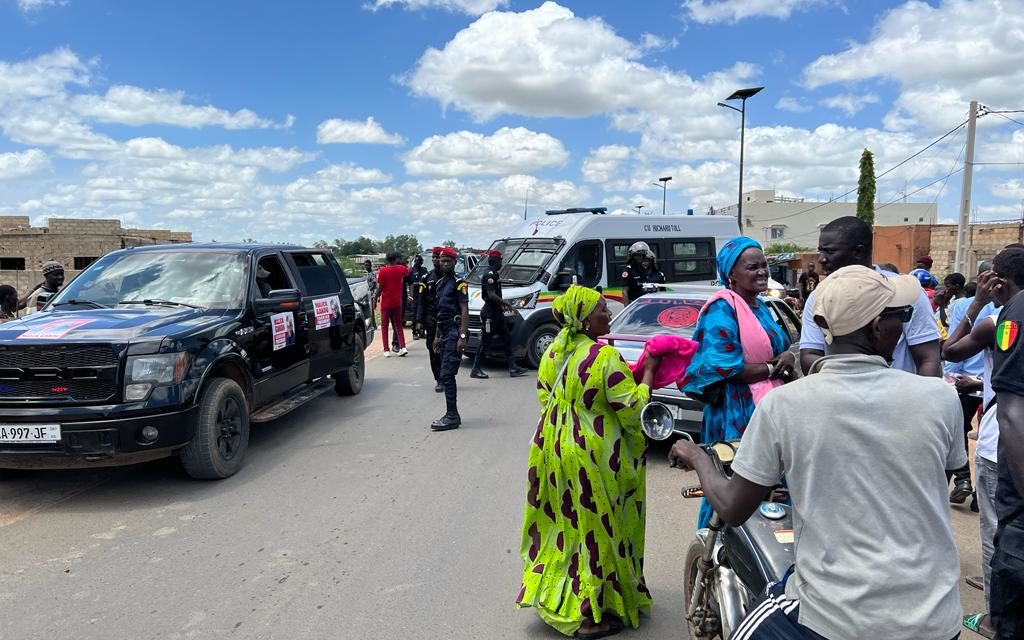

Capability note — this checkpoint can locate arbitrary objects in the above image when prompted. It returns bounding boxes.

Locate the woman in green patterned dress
[516,285,659,638]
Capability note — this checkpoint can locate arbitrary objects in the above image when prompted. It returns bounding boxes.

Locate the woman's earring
[584,321,591,332]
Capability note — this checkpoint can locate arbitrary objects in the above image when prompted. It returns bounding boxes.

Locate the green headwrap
[547,285,602,370]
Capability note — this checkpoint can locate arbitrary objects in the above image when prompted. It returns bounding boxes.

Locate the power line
[754,119,970,223]
[876,167,963,210]
[992,111,1024,128]
[975,162,1024,166]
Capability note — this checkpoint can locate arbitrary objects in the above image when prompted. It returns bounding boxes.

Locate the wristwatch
[460,333,468,339]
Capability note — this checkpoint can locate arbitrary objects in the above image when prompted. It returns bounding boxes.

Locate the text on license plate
[0,424,61,443]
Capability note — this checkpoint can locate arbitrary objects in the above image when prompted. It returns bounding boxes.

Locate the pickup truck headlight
[508,292,538,310]
[125,353,191,401]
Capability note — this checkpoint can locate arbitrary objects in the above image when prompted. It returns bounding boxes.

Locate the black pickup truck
[0,243,371,479]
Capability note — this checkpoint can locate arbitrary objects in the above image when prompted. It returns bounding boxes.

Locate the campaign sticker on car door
[271,312,295,351]
[313,295,343,330]
[17,318,93,339]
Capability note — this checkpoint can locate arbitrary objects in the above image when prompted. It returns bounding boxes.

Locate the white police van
[465,208,738,367]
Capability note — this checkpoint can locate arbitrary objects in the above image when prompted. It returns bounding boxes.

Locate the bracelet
[765,362,775,378]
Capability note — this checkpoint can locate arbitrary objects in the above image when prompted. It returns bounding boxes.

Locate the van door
[251,252,310,405]
[285,250,355,380]
[554,240,603,290]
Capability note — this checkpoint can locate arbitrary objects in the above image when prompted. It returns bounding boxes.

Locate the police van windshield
[467,238,562,286]
[51,251,249,310]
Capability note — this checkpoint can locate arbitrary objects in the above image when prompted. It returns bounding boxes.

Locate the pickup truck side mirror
[254,288,302,314]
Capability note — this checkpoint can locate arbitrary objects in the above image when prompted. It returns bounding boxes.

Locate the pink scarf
[701,289,781,405]
[630,334,698,389]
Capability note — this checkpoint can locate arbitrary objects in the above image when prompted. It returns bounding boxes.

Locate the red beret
[917,255,933,268]
[431,246,443,255]
[440,247,458,259]
[485,250,502,258]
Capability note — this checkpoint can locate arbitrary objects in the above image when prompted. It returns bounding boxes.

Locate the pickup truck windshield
[467,238,562,286]
[51,251,249,309]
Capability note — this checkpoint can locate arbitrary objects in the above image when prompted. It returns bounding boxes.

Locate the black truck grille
[0,345,119,403]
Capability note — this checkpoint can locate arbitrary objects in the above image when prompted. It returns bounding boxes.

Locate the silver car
[604,285,802,439]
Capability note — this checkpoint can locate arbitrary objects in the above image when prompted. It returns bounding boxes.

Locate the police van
[465,208,738,368]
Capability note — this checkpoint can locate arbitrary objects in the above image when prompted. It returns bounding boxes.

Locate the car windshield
[467,238,560,285]
[609,296,707,338]
[51,251,249,309]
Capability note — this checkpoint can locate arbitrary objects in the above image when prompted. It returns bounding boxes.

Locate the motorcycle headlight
[125,352,191,401]
[508,292,539,310]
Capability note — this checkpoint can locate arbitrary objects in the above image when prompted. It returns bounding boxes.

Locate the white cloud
[403,127,568,178]
[316,117,404,145]
[682,0,833,24]
[71,86,293,129]
[17,0,67,12]
[0,149,49,180]
[639,33,678,52]
[775,96,811,113]
[582,145,631,185]
[803,0,1024,131]
[365,0,506,15]
[820,92,879,116]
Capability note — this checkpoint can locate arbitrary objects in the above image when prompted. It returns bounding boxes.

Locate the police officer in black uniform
[416,247,444,392]
[621,241,653,306]
[408,254,429,339]
[471,250,527,379]
[431,247,469,431]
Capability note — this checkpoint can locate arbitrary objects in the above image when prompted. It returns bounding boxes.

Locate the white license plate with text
[0,424,61,443]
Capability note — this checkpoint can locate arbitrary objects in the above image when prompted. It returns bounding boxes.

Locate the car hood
[0,308,234,343]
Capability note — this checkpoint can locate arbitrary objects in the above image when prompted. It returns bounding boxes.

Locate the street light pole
[652,176,672,215]
[634,204,645,216]
[718,86,763,235]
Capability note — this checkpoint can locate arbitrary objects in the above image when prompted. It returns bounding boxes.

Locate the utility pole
[634,204,645,216]
[955,100,978,274]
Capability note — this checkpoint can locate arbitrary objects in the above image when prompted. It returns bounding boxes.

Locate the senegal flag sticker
[996,320,1020,351]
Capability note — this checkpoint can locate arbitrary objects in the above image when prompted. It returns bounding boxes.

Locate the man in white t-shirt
[799,216,941,376]
[670,265,964,640]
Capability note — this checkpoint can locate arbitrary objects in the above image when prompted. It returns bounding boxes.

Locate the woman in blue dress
[680,237,798,526]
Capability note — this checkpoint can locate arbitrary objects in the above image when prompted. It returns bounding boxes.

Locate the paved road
[0,342,986,639]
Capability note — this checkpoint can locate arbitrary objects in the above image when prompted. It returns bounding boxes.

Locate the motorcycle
[641,402,795,639]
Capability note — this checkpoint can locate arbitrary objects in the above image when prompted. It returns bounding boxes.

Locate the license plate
[0,424,61,443]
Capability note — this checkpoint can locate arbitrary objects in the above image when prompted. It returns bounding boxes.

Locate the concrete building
[0,216,192,293]
[927,221,1024,278]
[711,189,939,248]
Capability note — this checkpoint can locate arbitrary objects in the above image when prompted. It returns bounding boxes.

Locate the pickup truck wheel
[334,334,365,396]
[526,323,559,369]
[180,378,250,480]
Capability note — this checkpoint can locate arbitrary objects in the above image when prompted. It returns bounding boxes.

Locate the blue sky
[1,0,1022,247]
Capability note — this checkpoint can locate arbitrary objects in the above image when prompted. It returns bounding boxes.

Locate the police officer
[621,241,653,306]
[471,250,527,379]
[416,248,444,392]
[408,254,428,339]
[431,247,469,431]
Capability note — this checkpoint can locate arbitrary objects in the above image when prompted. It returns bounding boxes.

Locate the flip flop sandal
[575,619,623,639]
[963,613,994,639]
[966,575,984,591]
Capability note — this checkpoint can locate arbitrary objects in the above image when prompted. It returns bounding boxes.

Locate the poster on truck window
[272,312,295,351]
[313,295,343,330]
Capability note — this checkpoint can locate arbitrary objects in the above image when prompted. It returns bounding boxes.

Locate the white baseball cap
[812,265,921,343]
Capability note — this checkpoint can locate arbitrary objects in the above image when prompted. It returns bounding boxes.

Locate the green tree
[765,242,812,255]
[339,236,379,256]
[378,234,422,258]
[442,240,458,249]
[241,237,258,244]
[857,148,876,226]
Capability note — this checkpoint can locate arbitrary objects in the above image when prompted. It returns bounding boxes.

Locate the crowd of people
[515,216,1023,639]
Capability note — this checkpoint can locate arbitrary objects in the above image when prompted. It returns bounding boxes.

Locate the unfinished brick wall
[929,223,1024,278]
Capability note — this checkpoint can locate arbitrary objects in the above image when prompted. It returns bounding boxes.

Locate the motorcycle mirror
[640,401,675,441]
[711,441,736,464]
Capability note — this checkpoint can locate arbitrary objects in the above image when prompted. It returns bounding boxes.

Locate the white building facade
[710,190,939,248]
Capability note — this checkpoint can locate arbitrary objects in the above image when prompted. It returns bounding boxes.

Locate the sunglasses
[880,306,914,323]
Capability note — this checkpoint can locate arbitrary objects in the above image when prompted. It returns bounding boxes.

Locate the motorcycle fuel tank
[722,502,795,595]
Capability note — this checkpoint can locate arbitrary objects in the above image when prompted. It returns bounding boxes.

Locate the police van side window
[256,255,293,298]
[667,240,715,280]
[289,252,343,297]
[559,241,602,288]
[607,240,659,286]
